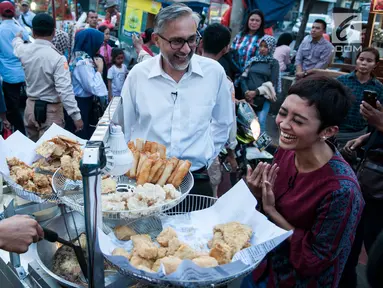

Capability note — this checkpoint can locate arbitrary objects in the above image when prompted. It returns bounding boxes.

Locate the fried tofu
[174,244,198,260]
[192,256,219,268]
[114,226,137,241]
[209,242,232,265]
[214,222,252,255]
[152,256,182,274]
[131,235,158,260]
[157,227,178,247]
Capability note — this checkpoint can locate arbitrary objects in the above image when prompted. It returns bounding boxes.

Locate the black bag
[252,96,266,111]
[34,100,48,125]
[89,97,104,127]
[357,148,383,200]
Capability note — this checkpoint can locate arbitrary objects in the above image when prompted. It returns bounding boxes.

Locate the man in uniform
[13,13,83,141]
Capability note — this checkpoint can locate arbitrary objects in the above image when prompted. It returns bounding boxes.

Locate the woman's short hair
[241,9,265,37]
[98,25,109,33]
[356,47,380,64]
[277,33,293,47]
[288,76,353,131]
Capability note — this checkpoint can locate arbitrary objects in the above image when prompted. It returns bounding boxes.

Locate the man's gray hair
[154,3,200,34]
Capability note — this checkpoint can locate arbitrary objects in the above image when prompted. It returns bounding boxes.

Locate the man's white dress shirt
[122,54,233,171]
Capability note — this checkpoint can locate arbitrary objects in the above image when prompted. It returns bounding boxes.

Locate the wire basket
[56,171,194,220]
[2,173,61,204]
[104,194,259,287]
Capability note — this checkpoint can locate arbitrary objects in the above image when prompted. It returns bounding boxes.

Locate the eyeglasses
[157,31,201,50]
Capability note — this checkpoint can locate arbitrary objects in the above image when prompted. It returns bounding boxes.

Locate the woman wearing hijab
[69,29,108,139]
[240,35,280,133]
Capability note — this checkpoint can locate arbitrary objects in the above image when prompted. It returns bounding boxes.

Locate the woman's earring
[321,136,327,141]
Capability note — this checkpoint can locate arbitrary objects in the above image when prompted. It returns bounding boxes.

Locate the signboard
[127,0,162,14]
[124,6,143,34]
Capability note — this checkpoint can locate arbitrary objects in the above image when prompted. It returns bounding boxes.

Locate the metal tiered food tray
[53,169,194,220]
[104,194,259,288]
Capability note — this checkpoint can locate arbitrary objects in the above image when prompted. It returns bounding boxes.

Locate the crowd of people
[0,1,382,287]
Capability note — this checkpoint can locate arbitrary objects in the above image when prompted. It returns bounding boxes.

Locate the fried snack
[114,225,137,241]
[209,242,232,265]
[57,135,79,145]
[24,180,37,192]
[214,222,252,255]
[52,143,67,158]
[35,142,56,158]
[130,255,154,270]
[148,152,160,161]
[33,173,50,188]
[112,248,131,260]
[136,159,153,185]
[156,161,174,186]
[167,160,183,184]
[72,151,83,162]
[172,160,191,188]
[136,138,145,152]
[61,155,74,180]
[128,150,140,178]
[167,238,183,256]
[144,141,153,153]
[150,142,158,154]
[158,247,168,258]
[16,167,33,184]
[157,227,177,247]
[174,244,198,260]
[38,186,53,195]
[152,256,182,274]
[131,235,158,260]
[157,144,166,159]
[101,177,117,194]
[136,265,155,273]
[151,162,166,184]
[192,256,219,268]
[208,231,224,249]
[137,153,148,176]
[148,159,164,183]
[7,157,25,167]
[127,141,136,151]
[72,159,82,181]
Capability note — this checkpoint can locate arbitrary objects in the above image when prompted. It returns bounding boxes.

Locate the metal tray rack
[52,170,194,220]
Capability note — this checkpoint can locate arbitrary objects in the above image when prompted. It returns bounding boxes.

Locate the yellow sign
[124,6,143,33]
[127,0,162,15]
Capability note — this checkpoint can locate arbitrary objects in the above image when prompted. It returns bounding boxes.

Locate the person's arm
[75,64,108,97]
[107,67,113,100]
[309,69,347,78]
[313,45,334,69]
[54,57,81,121]
[121,71,138,142]
[285,47,291,65]
[211,72,234,160]
[286,186,364,277]
[12,36,25,58]
[295,44,303,73]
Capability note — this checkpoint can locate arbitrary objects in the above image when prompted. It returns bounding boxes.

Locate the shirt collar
[348,70,377,85]
[148,54,204,79]
[1,19,14,25]
[309,35,325,44]
[34,39,53,46]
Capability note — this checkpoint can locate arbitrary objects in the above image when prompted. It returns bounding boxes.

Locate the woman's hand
[344,134,369,154]
[261,164,279,213]
[94,57,104,73]
[360,101,383,132]
[245,90,256,102]
[246,162,267,200]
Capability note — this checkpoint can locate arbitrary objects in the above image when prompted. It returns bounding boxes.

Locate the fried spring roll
[127,141,136,151]
[137,153,148,176]
[172,160,191,188]
[136,159,153,185]
[150,142,158,154]
[152,163,166,183]
[149,152,160,161]
[136,138,145,152]
[148,159,164,183]
[156,161,175,186]
[144,141,152,153]
[128,150,140,178]
[157,144,166,159]
[167,160,184,184]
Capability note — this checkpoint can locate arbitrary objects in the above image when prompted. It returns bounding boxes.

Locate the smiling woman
[245,76,365,287]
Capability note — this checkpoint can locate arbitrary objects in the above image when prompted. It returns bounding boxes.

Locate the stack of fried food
[34,135,83,181]
[7,157,53,195]
[111,222,253,274]
[127,139,191,188]
[112,227,219,274]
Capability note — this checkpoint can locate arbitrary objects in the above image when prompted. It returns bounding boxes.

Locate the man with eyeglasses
[122,3,233,199]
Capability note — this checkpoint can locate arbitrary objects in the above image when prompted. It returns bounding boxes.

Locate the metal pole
[230,0,245,41]
[51,0,56,24]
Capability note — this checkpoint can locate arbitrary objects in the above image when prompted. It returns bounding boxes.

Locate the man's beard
[162,51,194,71]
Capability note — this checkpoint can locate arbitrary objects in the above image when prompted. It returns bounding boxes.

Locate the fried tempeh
[136,138,145,152]
[156,161,174,186]
[137,153,148,176]
[148,159,165,183]
[137,159,153,185]
[128,141,136,151]
[128,150,140,178]
[148,152,160,161]
[144,141,153,153]
[167,160,183,184]
[151,162,166,183]
[172,160,191,188]
[150,142,158,154]
[157,144,166,159]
